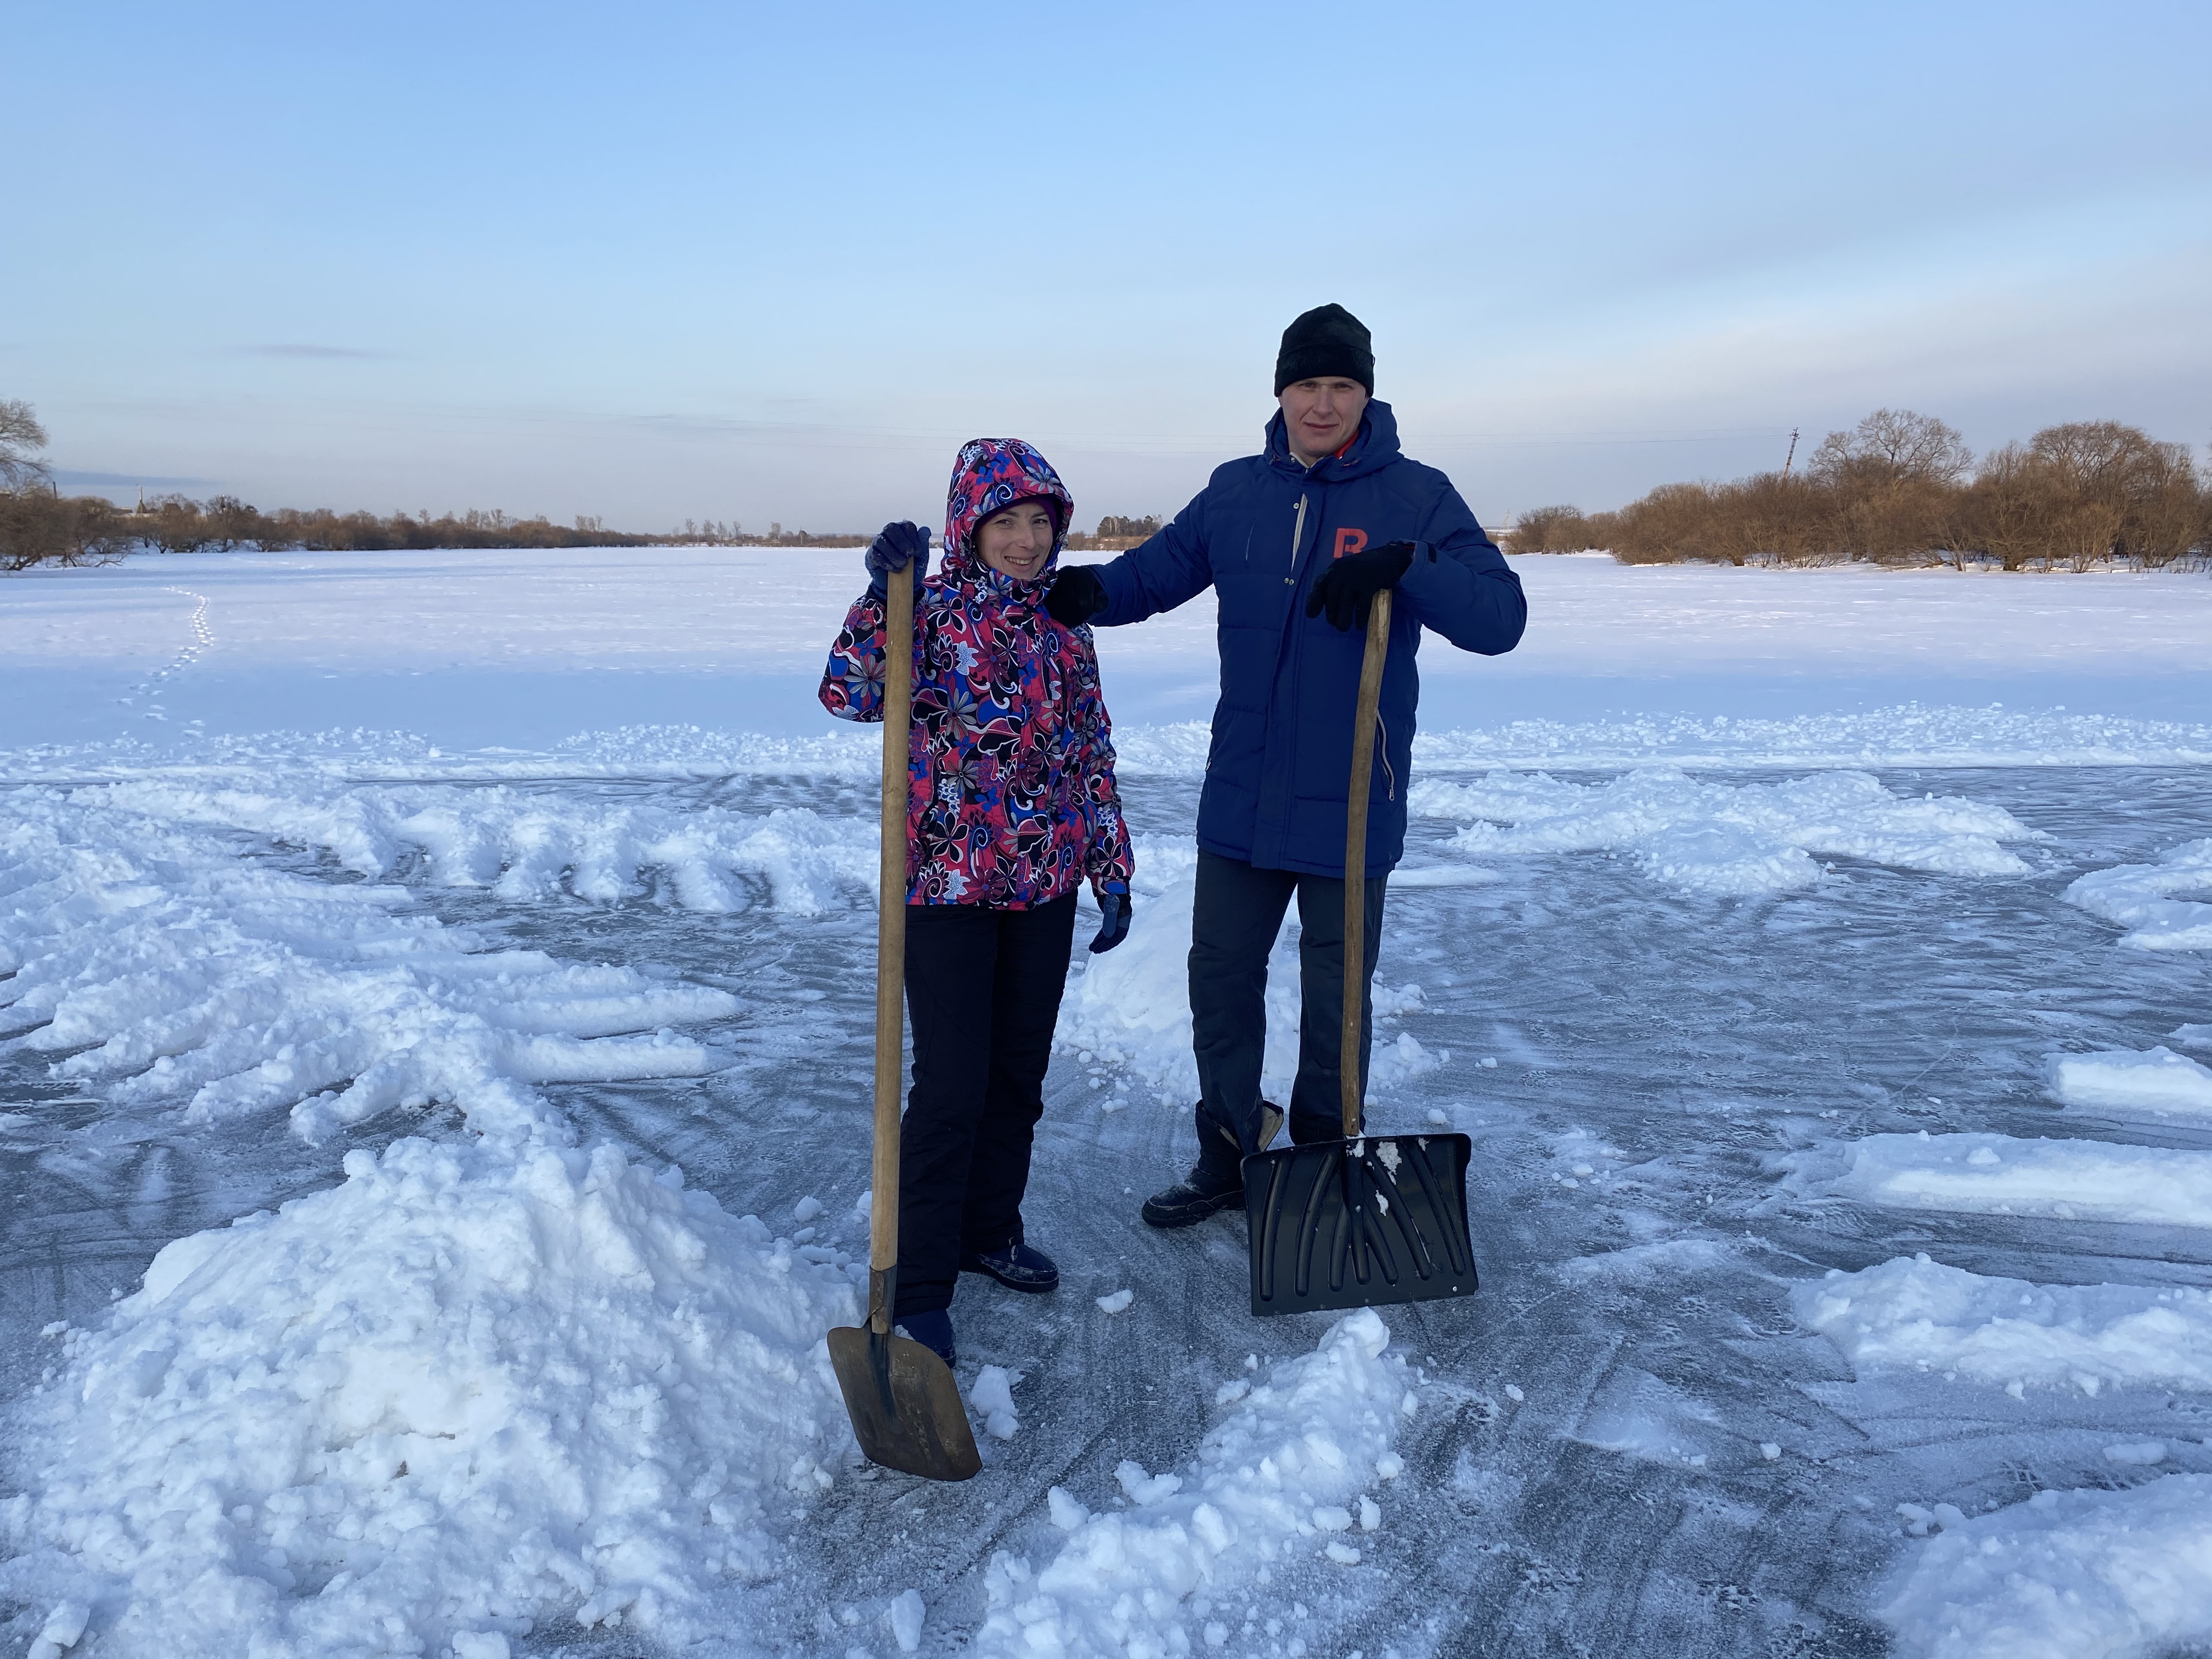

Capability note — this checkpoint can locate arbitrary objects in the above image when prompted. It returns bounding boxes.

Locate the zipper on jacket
[1286,494,1308,583]
[1375,710,1396,802]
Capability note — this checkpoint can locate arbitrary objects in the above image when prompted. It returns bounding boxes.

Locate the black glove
[1306,540,1416,630]
[865,520,929,597]
[1044,563,1108,627]
[1088,883,1131,953]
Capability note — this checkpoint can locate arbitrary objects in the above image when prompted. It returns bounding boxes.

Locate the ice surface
[2063,836,2212,950]
[1795,1254,2212,1393]
[1878,1476,2212,1659]
[7,546,2212,1659]
[2049,1046,2212,1119]
[1412,767,2036,895]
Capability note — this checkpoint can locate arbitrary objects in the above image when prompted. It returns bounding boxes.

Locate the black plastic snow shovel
[1242,590,1480,1318]
[827,559,982,1481]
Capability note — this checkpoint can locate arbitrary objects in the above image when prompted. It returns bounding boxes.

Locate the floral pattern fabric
[819,438,1135,907]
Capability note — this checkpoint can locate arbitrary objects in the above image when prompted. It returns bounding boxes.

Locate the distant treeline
[1510,412,2210,572]
[665,520,868,547]
[1065,514,1163,551]
[0,489,1181,571]
[0,493,683,569]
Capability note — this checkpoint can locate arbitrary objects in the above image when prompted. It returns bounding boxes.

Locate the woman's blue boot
[894,1309,956,1366]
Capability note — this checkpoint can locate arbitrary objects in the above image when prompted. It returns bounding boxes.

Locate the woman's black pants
[895,892,1077,1318]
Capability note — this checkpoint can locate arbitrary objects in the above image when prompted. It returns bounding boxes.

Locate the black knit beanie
[1274,303,1374,395]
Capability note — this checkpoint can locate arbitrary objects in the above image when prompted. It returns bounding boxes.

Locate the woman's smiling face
[975,498,1057,582]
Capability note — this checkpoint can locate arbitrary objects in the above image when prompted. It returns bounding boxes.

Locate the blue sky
[5,0,2207,531]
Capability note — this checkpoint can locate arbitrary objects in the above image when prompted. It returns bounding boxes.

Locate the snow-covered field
[2,547,2210,1659]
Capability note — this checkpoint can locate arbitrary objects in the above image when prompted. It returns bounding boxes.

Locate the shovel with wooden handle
[1240,589,1481,1317]
[827,557,983,1480]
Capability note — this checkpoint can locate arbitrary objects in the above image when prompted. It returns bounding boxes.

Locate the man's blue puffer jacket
[1093,400,1526,877]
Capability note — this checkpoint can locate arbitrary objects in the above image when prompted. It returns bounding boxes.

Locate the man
[1043,303,1527,1227]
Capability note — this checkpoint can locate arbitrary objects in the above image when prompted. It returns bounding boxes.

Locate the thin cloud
[234,343,394,360]
[52,469,220,487]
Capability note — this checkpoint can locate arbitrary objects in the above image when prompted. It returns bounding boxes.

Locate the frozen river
[3,549,2211,1658]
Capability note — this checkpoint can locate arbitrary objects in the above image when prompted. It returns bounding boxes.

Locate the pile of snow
[1055,855,1438,1105]
[87,777,878,915]
[1410,767,2036,896]
[2063,838,2212,951]
[1808,1132,2212,1228]
[0,724,887,787]
[975,1310,1409,1658]
[0,1137,859,1659]
[0,789,735,1143]
[1794,1254,2212,1395]
[1880,1476,2212,1659]
[969,1367,1023,1441]
[1113,706,2212,778]
[2050,1047,2212,1119]
[13,703,2212,792]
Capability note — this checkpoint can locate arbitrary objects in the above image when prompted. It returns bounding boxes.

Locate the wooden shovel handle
[1341,590,1390,1138]
[870,560,915,1324]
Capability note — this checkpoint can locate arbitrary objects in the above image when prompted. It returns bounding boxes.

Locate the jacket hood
[1264,398,1403,483]
[943,438,1075,586]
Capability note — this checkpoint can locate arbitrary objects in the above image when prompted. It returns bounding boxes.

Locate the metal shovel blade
[827,1323,981,1482]
[1242,1132,1479,1318]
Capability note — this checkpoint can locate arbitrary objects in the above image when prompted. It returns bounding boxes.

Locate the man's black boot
[1139,1101,1283,1228]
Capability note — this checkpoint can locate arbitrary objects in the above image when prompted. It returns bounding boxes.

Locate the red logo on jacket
[1333,528,1368,558]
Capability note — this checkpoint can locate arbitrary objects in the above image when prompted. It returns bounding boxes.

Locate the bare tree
[1804,410,1971,564]
[2027,421,2197,569]
[1809,409,1973,487]
[0,398,52,490]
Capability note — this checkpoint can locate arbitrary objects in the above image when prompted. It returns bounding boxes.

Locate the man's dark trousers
[897,893,1077,1317]
[1188,849,1386,1182]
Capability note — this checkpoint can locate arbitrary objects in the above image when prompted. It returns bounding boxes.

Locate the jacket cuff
[1396,542,1444,600]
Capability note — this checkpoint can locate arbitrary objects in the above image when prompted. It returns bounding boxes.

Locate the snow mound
[89,778,878,915]
[7,707,2211,791]
[1880,1476,2212,1659]
[0,791,734,1143]
[1054,862,1437,1105]
[1795,1254,2212,1394]
[2050,1047,2212,1119]
[975,1310,1408,1658]
[0,1137,858,1659]
[1410,768,2035,895]
[0,724,885,786]
[1811,1132,2212,1228]
[2063,838,2212,951]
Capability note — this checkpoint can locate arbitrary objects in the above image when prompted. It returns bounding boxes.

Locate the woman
[820,437,1133,1366]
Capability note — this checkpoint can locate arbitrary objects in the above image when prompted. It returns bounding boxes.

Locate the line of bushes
[0,492,668,569]
[1509,413,2210,571]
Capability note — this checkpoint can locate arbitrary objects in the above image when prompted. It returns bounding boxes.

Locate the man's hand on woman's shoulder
[1045,564,1108,626]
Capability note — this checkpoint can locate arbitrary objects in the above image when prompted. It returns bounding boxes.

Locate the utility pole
[1782,428,1799,478]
